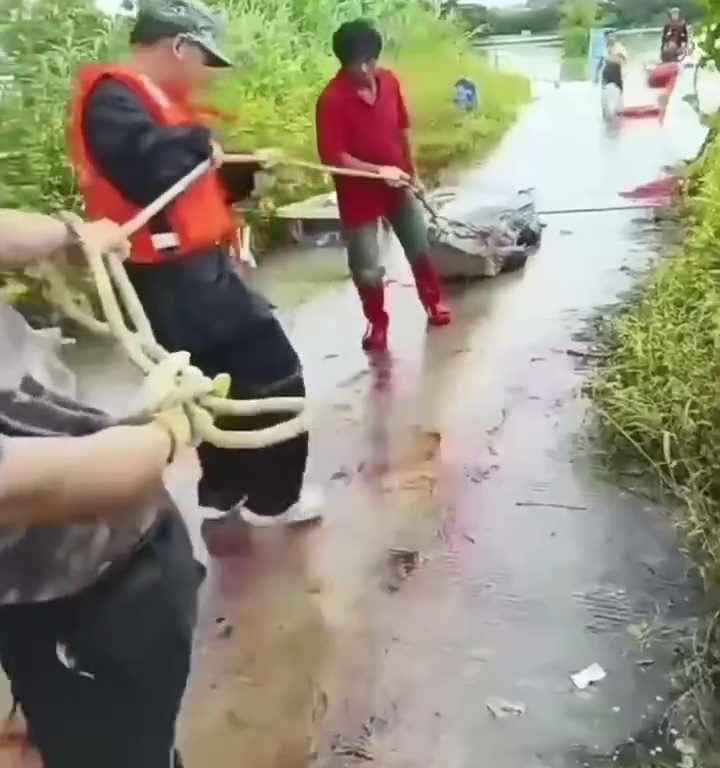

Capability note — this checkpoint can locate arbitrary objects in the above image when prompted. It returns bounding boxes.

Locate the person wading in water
[69,0,322,530]
[661,7,689,61]
[316,19,452,354]
[601,30,628,94]
[0,209,202,767]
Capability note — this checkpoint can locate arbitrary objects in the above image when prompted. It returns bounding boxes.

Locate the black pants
[602,60,623,91]
[0,514,203,768]
[193,365,309,515]
[127,250,309,515]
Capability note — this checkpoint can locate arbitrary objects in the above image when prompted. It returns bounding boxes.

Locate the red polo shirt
[316,68,412,228]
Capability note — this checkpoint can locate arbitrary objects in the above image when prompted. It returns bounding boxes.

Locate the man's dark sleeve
[82,79,214,208]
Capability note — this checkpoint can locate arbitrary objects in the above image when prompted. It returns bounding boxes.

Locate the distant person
[661,7,688,60]
[602,30,627,93]
[591,27,609,83]
[454,78,478,112]
[316,19,451,354]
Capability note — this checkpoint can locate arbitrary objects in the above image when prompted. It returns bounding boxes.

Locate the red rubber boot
[356,284,389,352]
[412,256,452,326]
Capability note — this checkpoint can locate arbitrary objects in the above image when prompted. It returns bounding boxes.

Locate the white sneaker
[239,486,325,528]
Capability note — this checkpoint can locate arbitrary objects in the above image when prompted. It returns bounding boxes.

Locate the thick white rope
[36,161,308,450]
[34,155,407,446]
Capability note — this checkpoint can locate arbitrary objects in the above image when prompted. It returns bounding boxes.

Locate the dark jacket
[81,80,299,391]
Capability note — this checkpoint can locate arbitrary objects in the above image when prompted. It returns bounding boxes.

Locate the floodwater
[1,37,716,768]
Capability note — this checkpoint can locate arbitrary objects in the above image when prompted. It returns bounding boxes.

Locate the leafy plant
[0,0,127,213]
[560,0,598,57]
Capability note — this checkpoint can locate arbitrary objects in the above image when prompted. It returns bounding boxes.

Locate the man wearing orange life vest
[69,0,321,529]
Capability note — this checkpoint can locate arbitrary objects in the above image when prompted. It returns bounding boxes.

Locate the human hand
[153,405,193,457]
[410,175,425,194]
[255,147,285,169]
[211,140,225,167]
[378,166,411,187]
[75,218,130,260]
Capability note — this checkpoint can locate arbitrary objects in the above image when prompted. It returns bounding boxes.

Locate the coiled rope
[35,159,308,450]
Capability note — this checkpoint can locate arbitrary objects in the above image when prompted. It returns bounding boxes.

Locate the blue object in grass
[454,78,479,112]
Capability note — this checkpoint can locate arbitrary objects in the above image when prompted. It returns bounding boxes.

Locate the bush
[560,0,596,57]
[562,26,590,57]
[0,0,128,213]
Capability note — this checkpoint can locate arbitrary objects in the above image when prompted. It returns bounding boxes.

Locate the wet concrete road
[0,69,710,767]
[179,77,706,767]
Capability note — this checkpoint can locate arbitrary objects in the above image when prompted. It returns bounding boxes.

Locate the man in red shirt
[316,19,452,353]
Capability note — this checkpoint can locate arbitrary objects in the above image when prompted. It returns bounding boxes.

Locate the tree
[560,0,597,56]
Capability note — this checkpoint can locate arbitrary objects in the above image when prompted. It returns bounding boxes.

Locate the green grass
[394,45,530,179]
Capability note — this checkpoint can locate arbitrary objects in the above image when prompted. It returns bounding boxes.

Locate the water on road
[0,40,712,768]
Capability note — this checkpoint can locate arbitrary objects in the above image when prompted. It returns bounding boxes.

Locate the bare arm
[0,424,174,526]
[0,210,130,269]
[336,152,384,175]
[0,210,74,267]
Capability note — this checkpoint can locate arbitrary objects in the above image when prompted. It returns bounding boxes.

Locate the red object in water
[647,62,679,89]
[620,177,678,201]
[618,104,663,119]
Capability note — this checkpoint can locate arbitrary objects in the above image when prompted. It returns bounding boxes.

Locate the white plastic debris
[486,697,527,719]
[570,663,607,690]
[675,738,698,757]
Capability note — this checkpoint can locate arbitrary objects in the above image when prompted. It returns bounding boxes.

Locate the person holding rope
[0,209,202,766]
[69,0,320,526]
[316,19,452,354]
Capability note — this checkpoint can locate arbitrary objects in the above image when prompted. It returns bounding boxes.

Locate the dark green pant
[343,193,429,286]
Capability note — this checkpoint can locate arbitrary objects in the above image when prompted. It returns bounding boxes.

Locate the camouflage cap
[134,0,232,67]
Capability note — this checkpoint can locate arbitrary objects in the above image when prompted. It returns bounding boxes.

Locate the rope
[226,154,666,222]
[36,164,308,450]
[36,154,667,451]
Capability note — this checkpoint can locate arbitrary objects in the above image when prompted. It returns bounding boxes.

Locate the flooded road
[181,73,706,767]
[0,44,714,768]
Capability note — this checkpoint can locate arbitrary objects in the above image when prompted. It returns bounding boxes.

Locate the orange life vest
[69,64,236,265]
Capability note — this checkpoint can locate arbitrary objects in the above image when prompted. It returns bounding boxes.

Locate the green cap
[133,0,232,68]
